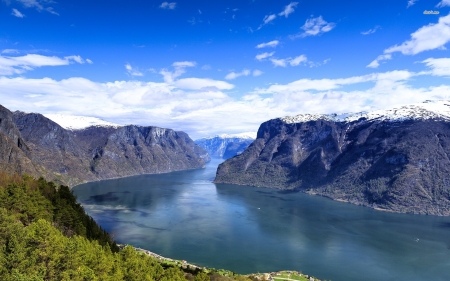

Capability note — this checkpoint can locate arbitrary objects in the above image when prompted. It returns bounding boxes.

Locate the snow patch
[281,100,450,124]
[44,114,123,130]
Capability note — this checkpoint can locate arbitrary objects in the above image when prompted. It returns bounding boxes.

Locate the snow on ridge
[281,100,450,124]
[44,114,123,130]
[199,132,256,140]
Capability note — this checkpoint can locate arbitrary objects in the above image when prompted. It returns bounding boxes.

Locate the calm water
[73,158,450,281]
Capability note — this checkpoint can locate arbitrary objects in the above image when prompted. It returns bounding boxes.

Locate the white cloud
[225,69,250,80]
[174,78,234,90]
[256,40,279,48]
[11,8,24,17]
[160,2,176,9]
[367,54,392,68]
[125,63,143,77]
[0,54,87,75]
[407,0,417,8]
[361,26,380,35]
[368,14,450,68]
[14,0,58,15]
[268,55,308,67]
[294,16,336,38]
[263,14,276,24]
[1,49,19,54]
[421,57,450,76]
[255,52,275,61]
[384,14,450,55]
[253,69,263,77]
[1,66,449,139]
[201,64,211,70]
[436,0,450,8]
[290,55,308,66]
[270,58,287,67]
[86,58,93,64]
[160,61,196,83]
[278,2,298,17]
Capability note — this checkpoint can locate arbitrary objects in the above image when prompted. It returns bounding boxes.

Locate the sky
[1,0,450,139]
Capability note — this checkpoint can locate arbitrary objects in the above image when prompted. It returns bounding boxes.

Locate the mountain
[0,105,209,187]
[195,133,255,159]
[215,100,450,216]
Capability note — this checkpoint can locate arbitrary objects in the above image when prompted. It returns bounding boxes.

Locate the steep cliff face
[74,125,210,180]
[195,134,254,159]
[0,106,209,187]
[215,102,450,215]
[0,106,43,177]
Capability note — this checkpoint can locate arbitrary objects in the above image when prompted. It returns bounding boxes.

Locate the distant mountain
[215,100,450,216]
[195,133,255,159]
[0,105,209,187]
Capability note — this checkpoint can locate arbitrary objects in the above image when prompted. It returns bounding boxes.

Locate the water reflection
[73,158,450,281]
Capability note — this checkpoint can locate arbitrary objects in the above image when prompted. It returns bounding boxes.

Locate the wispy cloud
[407,0,417,8]
[253,69,263,77]
[11,8,25,17]
[368,14,450,68]
[361,26,380,35]
[225,69,250,80]
[12,0,59,15]
[436,0,450,8]
[160,61,196,83]
[258,2,299,30]
[421,57,450,76]
[160,2,176,9]
[1,49,19,54]
[270,58,287,67]
[0,54,88,75]
[256,40,279,48]
[255,52,275,61]
[125,63,143,77]
[367,54,392,68]
[258,14,276,29]
[270,55,308,67]
[293,16,336,38]
[278,2,298,18]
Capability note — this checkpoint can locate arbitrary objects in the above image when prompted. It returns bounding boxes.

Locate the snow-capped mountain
[216,99,450,216]
[281,100,450,124]
[43,114,122,130]
[195,133,256,159]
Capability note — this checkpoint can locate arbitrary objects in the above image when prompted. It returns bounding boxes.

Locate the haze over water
[73,158,450,281]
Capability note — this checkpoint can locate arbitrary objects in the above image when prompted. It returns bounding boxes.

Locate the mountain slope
[195,133,255,159]
[0,105,209,187]
[215,101,450,216]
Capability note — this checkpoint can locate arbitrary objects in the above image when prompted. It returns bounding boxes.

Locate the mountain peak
[43,114,123,130]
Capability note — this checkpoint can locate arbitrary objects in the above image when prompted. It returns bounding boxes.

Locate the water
[73,158,450,281]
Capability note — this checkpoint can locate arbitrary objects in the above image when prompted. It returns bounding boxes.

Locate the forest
[0,172,255,281]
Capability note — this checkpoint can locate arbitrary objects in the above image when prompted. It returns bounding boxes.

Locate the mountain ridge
[215,100,450,216]
[0,105,209,187]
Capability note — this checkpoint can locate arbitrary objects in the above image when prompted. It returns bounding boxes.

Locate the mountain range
[215,100,450,216]
[195,133,255,159]
[0,104,209,187]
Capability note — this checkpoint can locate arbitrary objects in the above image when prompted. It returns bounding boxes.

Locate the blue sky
[1,0,450,138]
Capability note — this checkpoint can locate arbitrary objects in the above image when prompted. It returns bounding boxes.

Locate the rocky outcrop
[0,105,209,187]
[0,106,43,177]
[215,116,450,216]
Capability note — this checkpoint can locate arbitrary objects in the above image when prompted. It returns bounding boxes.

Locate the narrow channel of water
[73,158,450,281]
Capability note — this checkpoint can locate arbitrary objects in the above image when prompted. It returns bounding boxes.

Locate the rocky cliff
[215,101,450,216]
[0,105,209,187]
[195,134,254,159]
